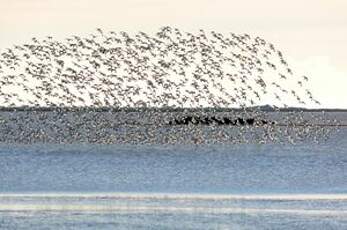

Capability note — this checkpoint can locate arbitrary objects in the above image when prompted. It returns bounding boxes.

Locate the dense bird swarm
[0,26,338,144]
[0,26,319,108]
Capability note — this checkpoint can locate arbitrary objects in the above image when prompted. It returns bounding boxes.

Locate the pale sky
[1,0,346,108]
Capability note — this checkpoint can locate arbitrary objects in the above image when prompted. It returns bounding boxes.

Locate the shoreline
[0,109,344,144]
[0,106,346,113]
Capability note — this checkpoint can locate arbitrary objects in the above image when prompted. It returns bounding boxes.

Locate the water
[0,128,347,229]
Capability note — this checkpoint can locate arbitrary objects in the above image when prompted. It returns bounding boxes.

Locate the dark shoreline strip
[0,106,346,113]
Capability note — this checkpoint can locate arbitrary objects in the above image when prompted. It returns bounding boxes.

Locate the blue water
[0,128,347,229]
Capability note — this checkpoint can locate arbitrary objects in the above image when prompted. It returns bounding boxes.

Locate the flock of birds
[0,26,319,108]
[0,26,337,144]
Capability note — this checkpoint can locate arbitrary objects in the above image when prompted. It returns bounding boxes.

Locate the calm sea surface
[0,127,347,229]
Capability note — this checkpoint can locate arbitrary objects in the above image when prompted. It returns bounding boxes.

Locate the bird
[0,26,333,145]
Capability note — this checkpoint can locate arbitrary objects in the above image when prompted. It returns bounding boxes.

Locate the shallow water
[0,128,347,229]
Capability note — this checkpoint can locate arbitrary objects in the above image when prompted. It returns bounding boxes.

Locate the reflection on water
[1,193,347,229]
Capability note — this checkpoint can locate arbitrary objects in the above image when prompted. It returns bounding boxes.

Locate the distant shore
[0,107,344,144]
[0,106,346,113]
